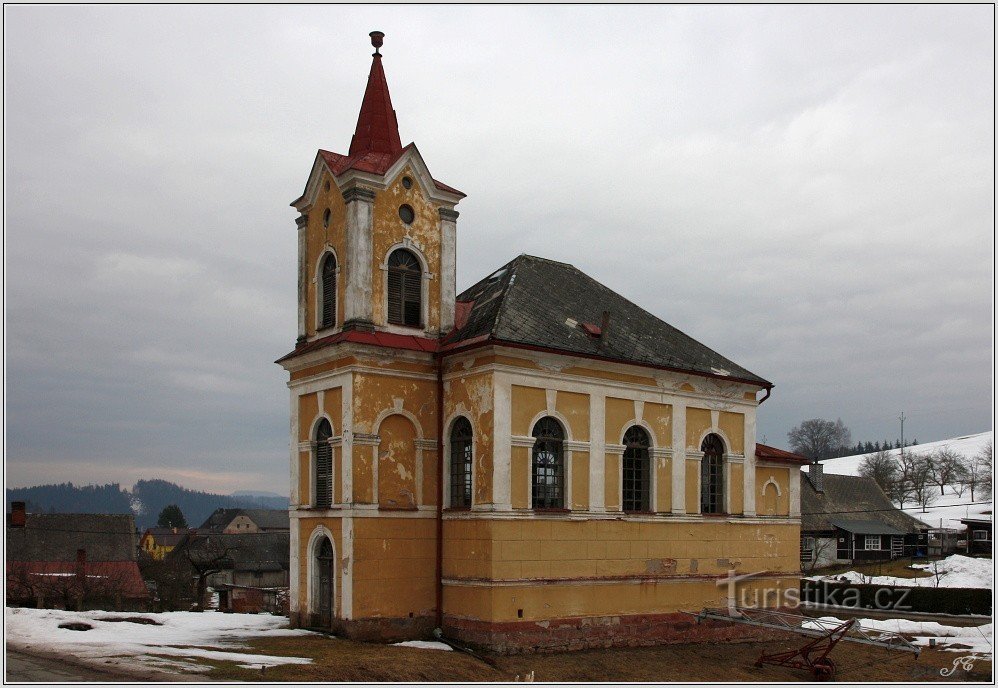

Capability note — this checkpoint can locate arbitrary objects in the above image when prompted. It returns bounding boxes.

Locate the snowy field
[816,432,993,530]
[5,608,315,674]
[806,554,993,589]
[807,616,994,658]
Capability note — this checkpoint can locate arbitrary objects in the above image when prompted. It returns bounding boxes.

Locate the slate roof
[6,513,138,562]
[800,472,929,534]
[442,255,770,386]
[170,532,290,573]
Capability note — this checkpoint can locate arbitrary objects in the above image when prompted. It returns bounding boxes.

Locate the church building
[278,32,807,652]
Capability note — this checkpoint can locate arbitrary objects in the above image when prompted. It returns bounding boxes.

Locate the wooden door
[317,538,334,627]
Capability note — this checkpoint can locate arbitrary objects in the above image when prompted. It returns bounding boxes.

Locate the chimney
[808,462,824,493]
[10,501,26,527]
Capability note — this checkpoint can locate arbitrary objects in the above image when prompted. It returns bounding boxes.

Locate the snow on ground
[806,554,994,589]
[392,640,454,651]
[807,616,994,658]
[5,608,315,674]
[813,432,993,530]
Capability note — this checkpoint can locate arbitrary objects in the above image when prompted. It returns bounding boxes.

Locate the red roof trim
[755,443,810,464]
[277,329,440,364]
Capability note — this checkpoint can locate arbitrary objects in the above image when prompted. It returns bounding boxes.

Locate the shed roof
[800,472,929,534]
[828,518,906,535]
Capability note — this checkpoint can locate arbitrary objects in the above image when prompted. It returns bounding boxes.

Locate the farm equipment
[694,607,920,681]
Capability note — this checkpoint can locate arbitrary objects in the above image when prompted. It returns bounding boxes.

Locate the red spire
[349,31,403,157]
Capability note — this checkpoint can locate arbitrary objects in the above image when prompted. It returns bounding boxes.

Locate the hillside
[6,480,288,529]
[814,431,993,530]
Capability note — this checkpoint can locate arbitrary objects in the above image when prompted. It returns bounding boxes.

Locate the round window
[399,204,415,224]
[323,208,331,227]
[402,176,413,189]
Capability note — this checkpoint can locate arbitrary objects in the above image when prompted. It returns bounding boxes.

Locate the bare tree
[910,456,937,512]
[859,450,898,494]
[182,534,234,611]
[963,443,992,502]
[927,449,966,495]
[788,418,852,460]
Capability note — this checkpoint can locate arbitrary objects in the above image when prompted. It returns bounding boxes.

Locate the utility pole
[898,411,906,459]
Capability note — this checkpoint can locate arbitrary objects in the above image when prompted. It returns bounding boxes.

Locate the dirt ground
[204,633,993,683]
[808,556,934,579]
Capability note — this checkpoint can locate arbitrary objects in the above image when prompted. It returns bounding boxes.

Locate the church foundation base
[442,612,778,654]
[291,612,437,643]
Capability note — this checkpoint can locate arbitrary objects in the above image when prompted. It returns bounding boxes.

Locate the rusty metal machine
[694,607,920,680]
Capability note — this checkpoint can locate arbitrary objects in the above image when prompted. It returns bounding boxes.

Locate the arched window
[320,253,337,329]
[622,426,651,512]
[532,417,565,509]
[315,419,333,508]
[387,249,422,327]
[449,417,473,508]
[700,433,725,514]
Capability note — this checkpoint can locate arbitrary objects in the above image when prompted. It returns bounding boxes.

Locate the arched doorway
[316,537,335,627]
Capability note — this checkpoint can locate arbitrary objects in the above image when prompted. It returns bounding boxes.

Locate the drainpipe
[434,351,445,631]
[758,385,773,405]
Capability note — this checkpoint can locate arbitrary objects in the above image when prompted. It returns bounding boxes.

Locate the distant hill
[6,479,288,529]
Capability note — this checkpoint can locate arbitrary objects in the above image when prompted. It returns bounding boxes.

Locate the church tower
[280,32,463,635]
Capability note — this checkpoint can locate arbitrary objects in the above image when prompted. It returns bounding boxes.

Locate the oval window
[402,176,413,189]
[399,204,415,224]
[323,208,331,227]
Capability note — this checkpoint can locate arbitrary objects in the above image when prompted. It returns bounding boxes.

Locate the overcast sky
[4,5,993,494]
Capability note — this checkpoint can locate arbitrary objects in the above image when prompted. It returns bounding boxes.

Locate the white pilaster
[589,393,606,512]
[290,390,300,507]
[789,464,801,518]
[493,374,512,510]
[341,374,354,505]
[342,187,375,326]
[438,208,458,333]
[743,410,757,516]
[288,515,300,615]
[341,517,353,619]
[671,402,687,514]
[296,214,308,341]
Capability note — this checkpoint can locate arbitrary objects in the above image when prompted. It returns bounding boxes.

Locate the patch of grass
[201,633,990,683]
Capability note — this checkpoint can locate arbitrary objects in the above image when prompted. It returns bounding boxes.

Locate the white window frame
[973,529,989,541]
[864,534,882,550]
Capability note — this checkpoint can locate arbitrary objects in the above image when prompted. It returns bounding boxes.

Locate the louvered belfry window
[315,418,333,509]
[622,426,651,512]
[700,433,725,514]
[532,417,565,509]
[387,249,422,327]
[449,417,473,508]
[320,253,336,329]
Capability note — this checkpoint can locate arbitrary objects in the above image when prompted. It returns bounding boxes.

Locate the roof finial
[370,30,385,56]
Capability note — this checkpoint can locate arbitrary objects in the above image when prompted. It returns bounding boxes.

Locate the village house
[139,527,188,561]
[277,32,806,651]
[960,515,992,557]
[198,508,291,534]
[6,502,149,611]
[800,464,929,570]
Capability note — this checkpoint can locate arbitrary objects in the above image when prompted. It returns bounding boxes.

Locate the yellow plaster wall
[298,450,311,505]
[352,517,436,618]
[729,463,744,514]
[351,372,436,435]
[686,407,712,451]
[605,397,632,443]
[572,452,589,510]
[291,356,356,382]
[719,411,745,454]
[756,466,791,516]
[561,367,657,387]
[511,385,546,436]
[645,402,673,448]
[655,459,672,513]
[305,171,347,337]
[442,518,801,622]
[511,446,529,509]
[685,459,700,513]
[556,391,590,441]
[298,393,319,442]
[445,372,494,505]
[377,414,419,510]
[370,167,442,331]
[605,453,621,511]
